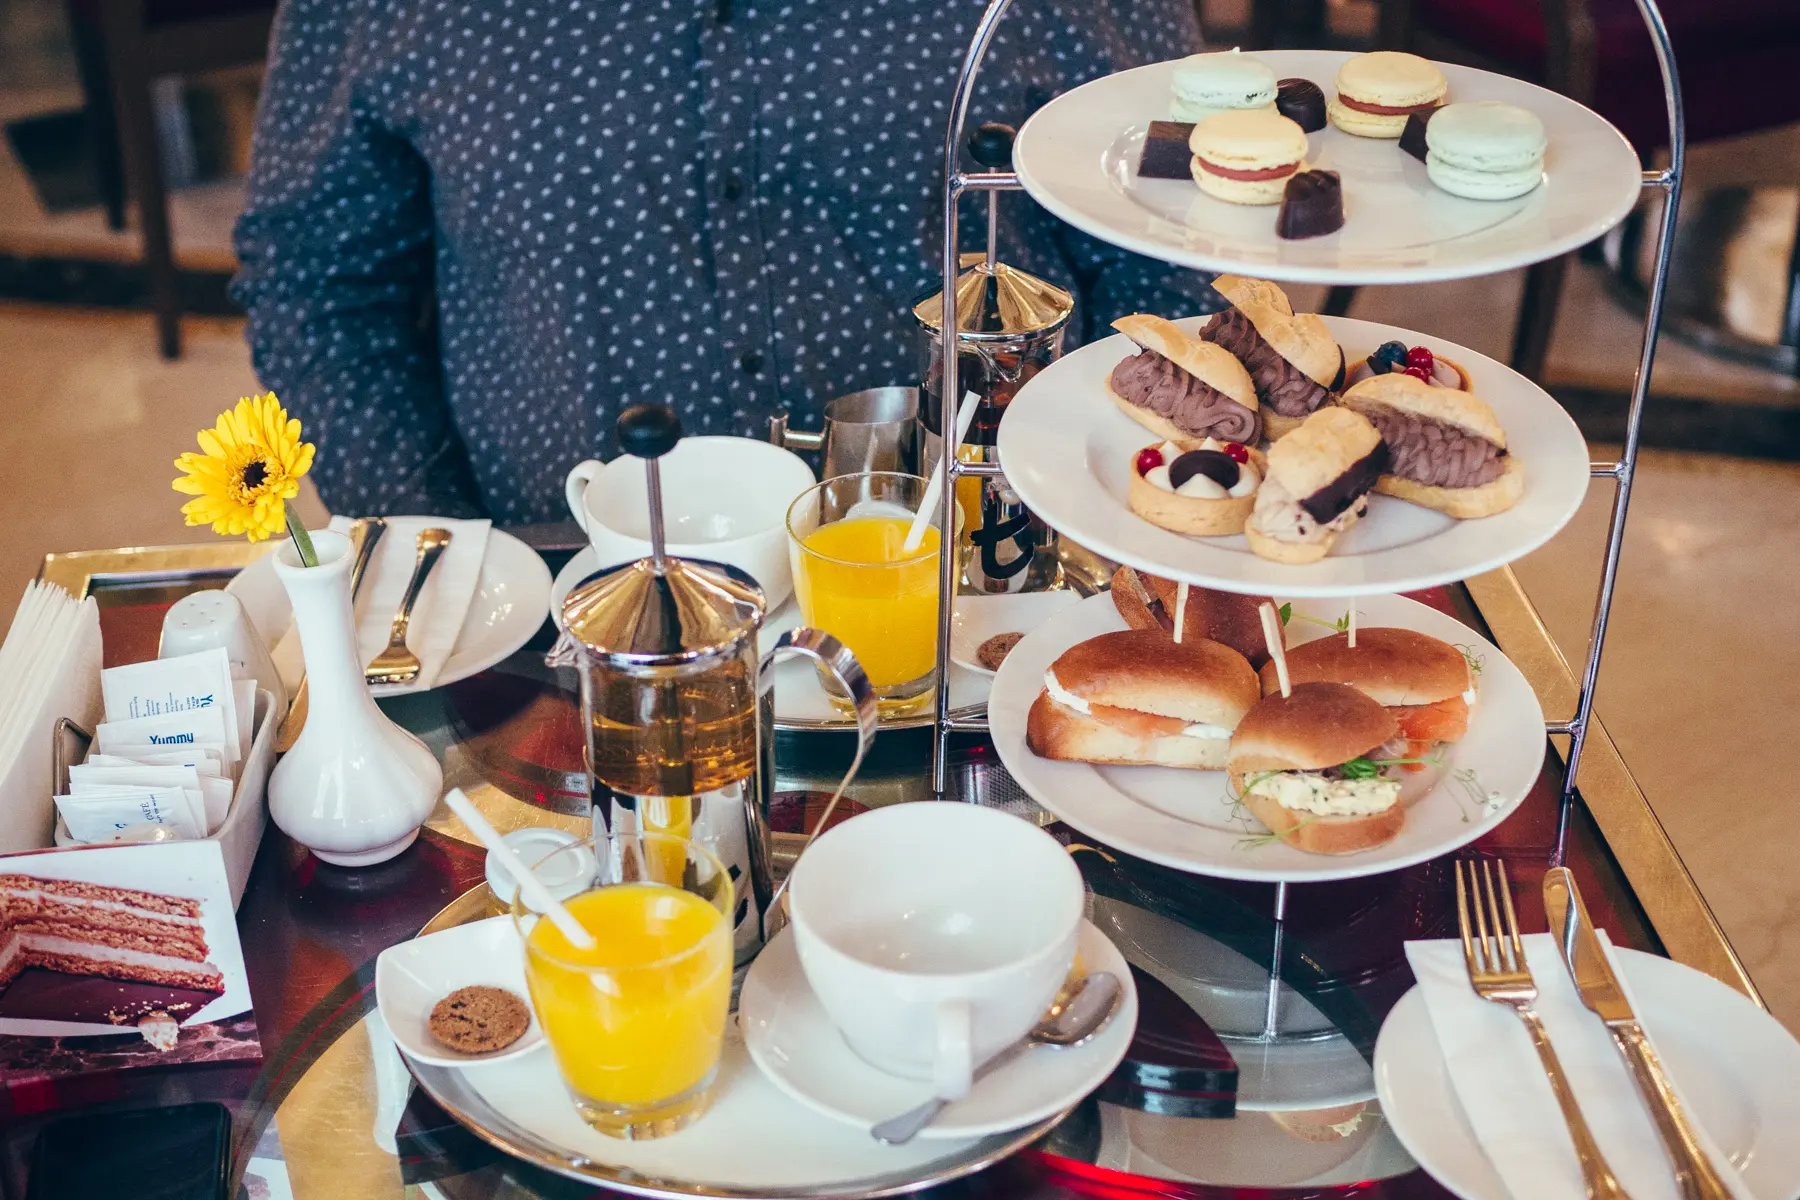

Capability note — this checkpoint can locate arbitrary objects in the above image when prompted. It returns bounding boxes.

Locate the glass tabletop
[1,535,1685,1200]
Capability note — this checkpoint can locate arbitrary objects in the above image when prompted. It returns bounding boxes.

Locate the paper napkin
[0,581,102,853]
[1406,934,1751,1200]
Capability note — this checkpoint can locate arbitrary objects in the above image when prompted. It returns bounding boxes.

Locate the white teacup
[786,803,1083,1100]
[565,437,815,609]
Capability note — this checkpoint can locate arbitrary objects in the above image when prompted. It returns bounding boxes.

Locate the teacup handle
[761,627,877,912]
[564,459,605,533]
[933,999,975,1100]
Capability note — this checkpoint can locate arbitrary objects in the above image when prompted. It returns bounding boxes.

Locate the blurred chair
[1304,0,1800,380]
[63,0,277,359]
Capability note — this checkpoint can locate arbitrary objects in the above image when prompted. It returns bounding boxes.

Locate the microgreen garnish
[1280,607,1360,635]
[1453,643,1486,676]
[1449,767,1505,822]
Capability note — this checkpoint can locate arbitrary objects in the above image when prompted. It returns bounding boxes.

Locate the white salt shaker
[160,590,287,716]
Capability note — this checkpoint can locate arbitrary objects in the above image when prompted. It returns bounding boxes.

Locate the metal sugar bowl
[547,404,877,964]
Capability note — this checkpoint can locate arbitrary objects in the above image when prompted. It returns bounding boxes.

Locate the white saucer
[1375,950,1800,1200]
[375,916,545,1068]
[229,525,552,697]
[551,547,993,731]
[740,921,1138,1141]
[949,591,1082,676]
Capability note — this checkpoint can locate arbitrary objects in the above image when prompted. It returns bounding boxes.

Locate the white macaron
[1171,49,1279,123]
[1424,101,1547,200]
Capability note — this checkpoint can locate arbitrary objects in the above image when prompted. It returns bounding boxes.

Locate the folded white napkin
[0,582,102,852]
[1407,934,1751,1200]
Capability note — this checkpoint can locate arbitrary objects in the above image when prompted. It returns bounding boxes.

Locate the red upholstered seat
[1415,0,1800,152]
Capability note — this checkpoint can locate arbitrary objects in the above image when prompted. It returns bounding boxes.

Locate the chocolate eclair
[1338,373,1523,519]
[1246,407,1388,564]
[1107,314,1261,445]
[1199,275,1345,441]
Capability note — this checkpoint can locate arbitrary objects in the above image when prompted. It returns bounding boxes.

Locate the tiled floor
[0,298,1796,1033]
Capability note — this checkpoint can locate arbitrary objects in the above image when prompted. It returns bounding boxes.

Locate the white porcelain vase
[268,530,441,866]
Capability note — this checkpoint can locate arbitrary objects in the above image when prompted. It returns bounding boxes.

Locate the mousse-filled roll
[1339,373,1522,519]
[1129,437,1265,537]
[1245,407,1388,564]
[1111,566,1276,669]
[1027,629,1259,771]
[1227,682,1405,855]
[1108,314,1261,445]
[1262,627,1475,766]
[1200,275,1345,439]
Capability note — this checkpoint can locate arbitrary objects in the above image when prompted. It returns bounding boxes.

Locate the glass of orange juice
[511,831,733,1139]
[786,472,942,715]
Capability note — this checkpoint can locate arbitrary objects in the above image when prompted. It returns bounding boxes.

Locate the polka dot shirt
[233,0,1226,525]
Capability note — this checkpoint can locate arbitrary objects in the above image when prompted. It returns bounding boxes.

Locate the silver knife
[1543,867,1733,1200]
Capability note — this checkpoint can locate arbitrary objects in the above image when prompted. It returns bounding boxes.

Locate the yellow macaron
[1188,110,1310,206]
[1327,51,1448,138]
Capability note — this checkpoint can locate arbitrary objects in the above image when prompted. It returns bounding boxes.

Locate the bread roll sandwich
[1128,437,1266,536]
[1199,275,1345,440]
[1027,629,1259,770]
[1107,314,1261,446]
[1338,373,1522,519]
[1262,627,1475,767]
[1111,566,1275,668]
[1227,682,1405,855]
[1245,407,1388,564]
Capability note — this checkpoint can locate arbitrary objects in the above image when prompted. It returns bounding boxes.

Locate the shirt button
[738,351,763,374]
[722,173,745,202]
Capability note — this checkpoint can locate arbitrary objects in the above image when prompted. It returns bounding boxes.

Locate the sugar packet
[55,785,205,842]
[101,647,240,752]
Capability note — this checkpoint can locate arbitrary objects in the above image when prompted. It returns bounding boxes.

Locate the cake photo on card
[0,874,224,1025]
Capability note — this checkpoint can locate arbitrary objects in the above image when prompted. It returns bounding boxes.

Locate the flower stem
[285,507,318,568]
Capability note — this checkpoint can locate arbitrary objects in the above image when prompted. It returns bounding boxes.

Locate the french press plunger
[546,404,878,964]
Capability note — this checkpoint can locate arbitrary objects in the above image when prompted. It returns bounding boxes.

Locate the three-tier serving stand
[924,0,1685,1044]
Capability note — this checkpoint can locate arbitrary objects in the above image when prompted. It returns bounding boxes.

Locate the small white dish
[740,921,1138,1141]
[375,916,544,1068]
[949,592,1082,676]
[1375,949,1800,1200]
[228,526,552,697]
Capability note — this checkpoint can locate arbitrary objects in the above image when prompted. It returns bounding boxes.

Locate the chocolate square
[1138,120,1196,180]
[1400,105,1442,163]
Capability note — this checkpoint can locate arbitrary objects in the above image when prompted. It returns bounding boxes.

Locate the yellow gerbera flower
[172,393,315,543]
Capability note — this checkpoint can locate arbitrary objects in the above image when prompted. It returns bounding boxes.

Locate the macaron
[1170,49,1279,123]
[1425,101,1547,200]
[1327,51,1448,138]
[1189,110,1310,206]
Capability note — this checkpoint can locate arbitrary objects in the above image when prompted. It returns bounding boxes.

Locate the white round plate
[997,315,1589,599]
[1012,50,1640,285]
[740,921,1138,1140]
[551,547,992,731]
[375,916,544,1068]
[949,591,1083,676]
[228,526,552,697]
[988,591,1543,883]
[1375,952,1800,1200]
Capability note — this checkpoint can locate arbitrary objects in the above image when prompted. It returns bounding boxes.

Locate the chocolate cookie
[429,985,530,1054]
[977,633,1023,671]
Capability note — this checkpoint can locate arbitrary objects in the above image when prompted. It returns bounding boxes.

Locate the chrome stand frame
[928,0,1685,1028]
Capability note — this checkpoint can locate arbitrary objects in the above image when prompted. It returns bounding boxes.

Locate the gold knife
[1543,867,1733,1200]
[274,517,386,751]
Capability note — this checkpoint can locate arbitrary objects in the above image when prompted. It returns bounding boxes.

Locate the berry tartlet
[1344,340,1472,391]
[1127,437,1267,536]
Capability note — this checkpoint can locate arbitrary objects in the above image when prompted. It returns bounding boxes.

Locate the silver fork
[365,528,452,685]
[1456,858,1627,1200]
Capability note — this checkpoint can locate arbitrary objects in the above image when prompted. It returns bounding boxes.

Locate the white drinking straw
[1260,602,1291,698]
[1173,582,1189,644]
[902,391,982,555]
[443,788,596,950]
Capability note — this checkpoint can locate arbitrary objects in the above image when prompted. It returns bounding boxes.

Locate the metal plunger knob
[617,403,683,573]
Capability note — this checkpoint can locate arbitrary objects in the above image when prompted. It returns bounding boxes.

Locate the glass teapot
[546,404,877,965]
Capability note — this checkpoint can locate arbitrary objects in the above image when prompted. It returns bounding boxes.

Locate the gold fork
[365,528,453,686]
[1456,859,1627,1200]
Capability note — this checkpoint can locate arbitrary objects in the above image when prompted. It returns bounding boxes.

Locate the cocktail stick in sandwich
[1107,314,1261,445]
[1027,629,1259,770]
[1227,682,1406,855]
[1199,275,1345,440]
[1245,407,1388,565]
[1262,627,1475,769]
[1111,566,1275,668]
[1338,373,1523,519]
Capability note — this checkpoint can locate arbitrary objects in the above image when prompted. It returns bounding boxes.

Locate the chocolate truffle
[1399,105,1442,162]
[1277,170,1344,240]
[1138,120,1197,180]
[1275,78,1327,134]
